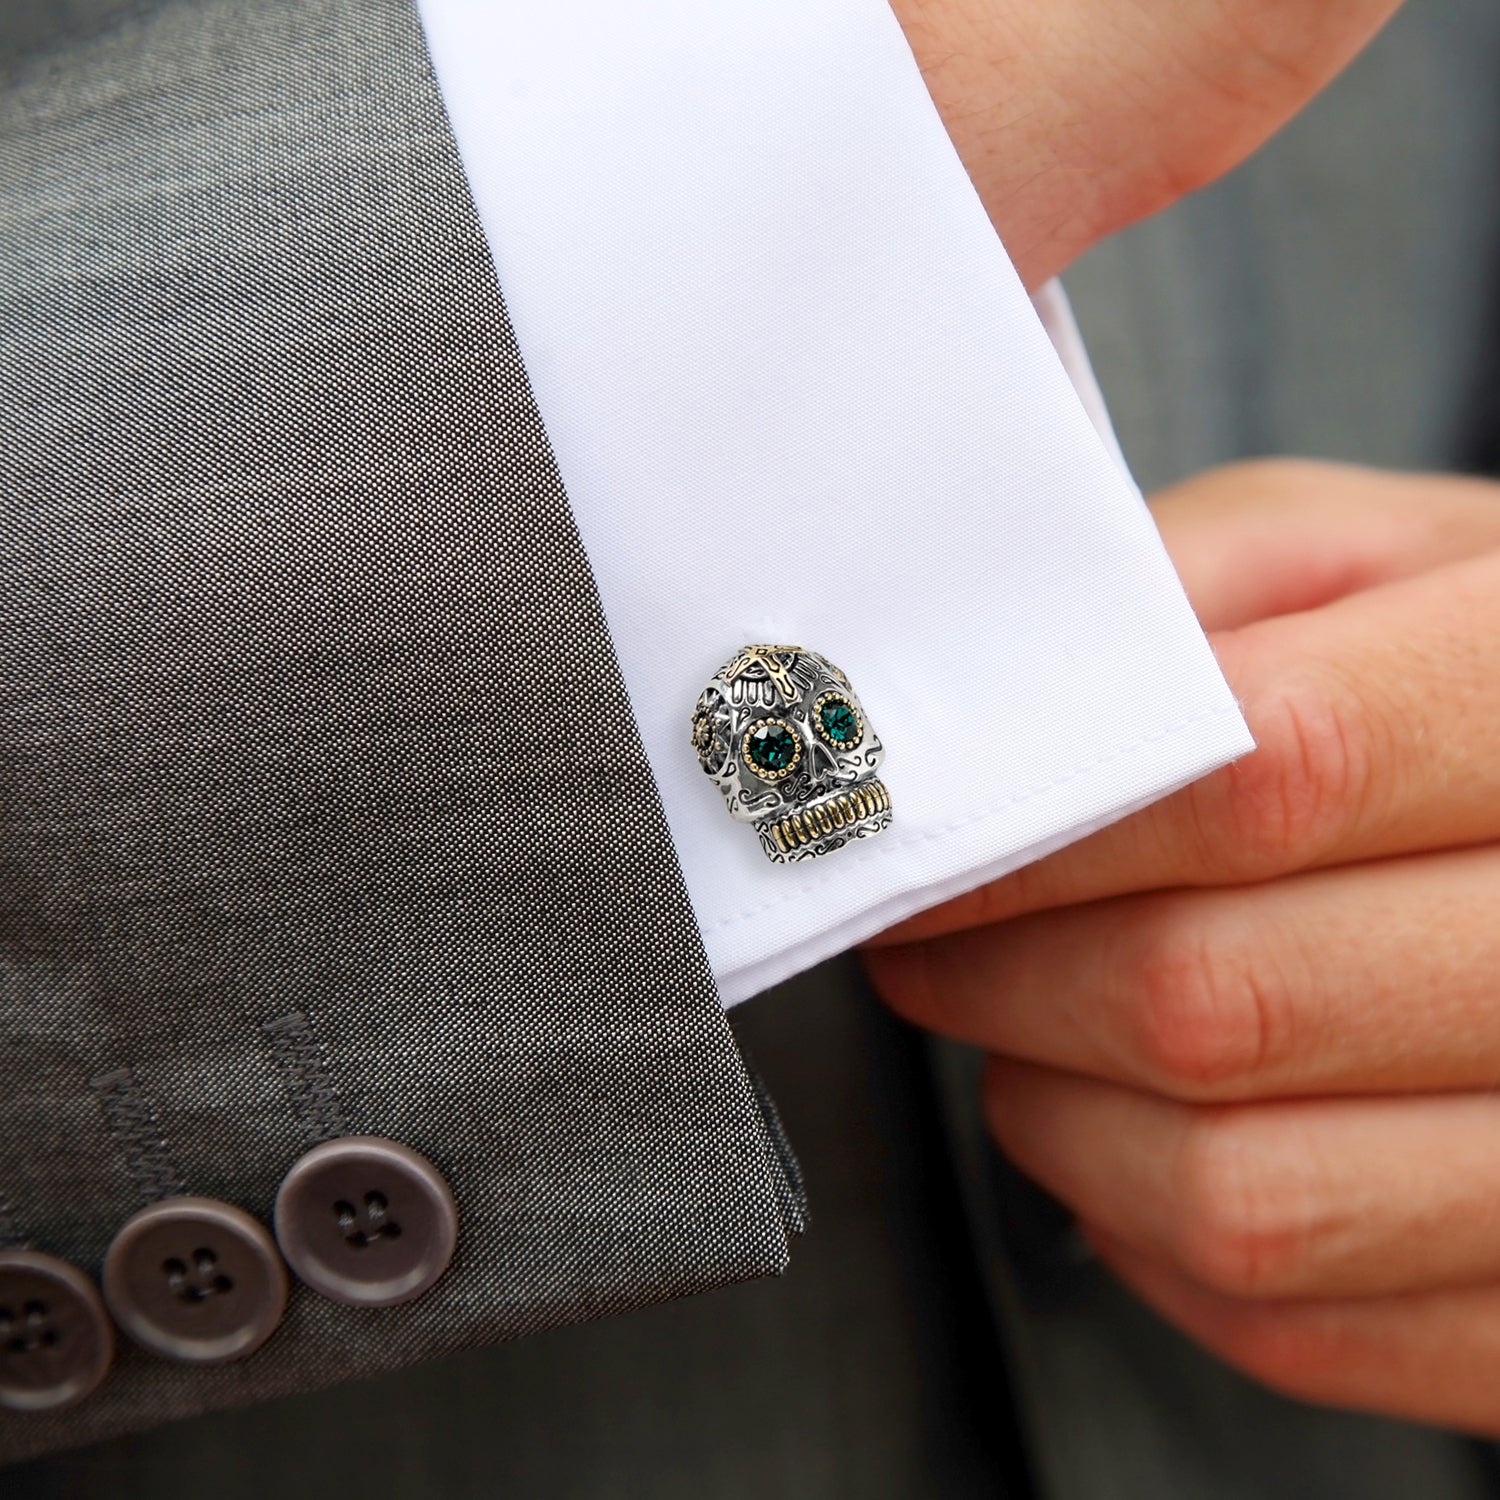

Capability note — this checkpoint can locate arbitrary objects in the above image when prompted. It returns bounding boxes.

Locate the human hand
[893,0,1403,289]
[865,460,1500,1433]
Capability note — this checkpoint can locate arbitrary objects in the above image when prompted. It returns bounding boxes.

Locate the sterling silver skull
[691,644,890,864]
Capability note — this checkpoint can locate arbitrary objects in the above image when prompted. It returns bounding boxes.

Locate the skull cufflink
[691,644,890,864]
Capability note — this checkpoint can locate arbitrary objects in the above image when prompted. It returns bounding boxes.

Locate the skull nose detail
[692,644,891,864]
[808,739,840,777]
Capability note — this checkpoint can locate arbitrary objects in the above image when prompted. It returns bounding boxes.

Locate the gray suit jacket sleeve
[0,0,799,1463]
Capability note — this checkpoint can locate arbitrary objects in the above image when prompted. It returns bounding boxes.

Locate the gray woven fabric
[0,0,792,1464]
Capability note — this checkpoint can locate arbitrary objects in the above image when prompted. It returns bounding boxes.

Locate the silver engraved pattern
[692,645,891,864]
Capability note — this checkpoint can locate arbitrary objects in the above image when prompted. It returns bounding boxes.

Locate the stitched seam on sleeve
[88,1067,187,1203]
[260,1012,347,1146]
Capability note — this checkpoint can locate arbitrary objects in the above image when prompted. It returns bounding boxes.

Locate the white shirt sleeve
[415,0,1254,1006]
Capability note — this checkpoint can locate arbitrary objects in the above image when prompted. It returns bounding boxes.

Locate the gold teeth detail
[771,780,890,851]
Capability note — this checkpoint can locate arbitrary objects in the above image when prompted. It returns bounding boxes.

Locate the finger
[873,544,1500,945]
[983,1059,1500,1301]
[867,845,1500,1101]
[1149,462,1500,633]
[1091,1232,1500,1437]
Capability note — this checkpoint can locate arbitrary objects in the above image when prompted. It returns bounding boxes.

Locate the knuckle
[1221,669,1380,875]
[1174,1110,1309,1299]
[1127,911,1277,1099]
[1207,456,1330,498]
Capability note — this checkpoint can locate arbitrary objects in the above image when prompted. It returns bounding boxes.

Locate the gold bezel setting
[813,692,864,751]
[742,718,803,781]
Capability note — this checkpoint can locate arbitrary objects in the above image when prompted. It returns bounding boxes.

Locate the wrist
[889,0,1101,290]
[888,0,1401,292]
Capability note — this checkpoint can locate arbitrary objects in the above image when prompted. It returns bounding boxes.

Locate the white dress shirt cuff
[416,0,1254,1005]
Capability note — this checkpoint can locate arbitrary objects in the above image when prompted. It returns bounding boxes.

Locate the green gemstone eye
[815,695,863,749]
[745,721,801,779]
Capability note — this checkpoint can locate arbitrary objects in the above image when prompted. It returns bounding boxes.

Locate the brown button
[274,1137,457,1307]
[0,1250,114,1412]
[102,1198,287,1364]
